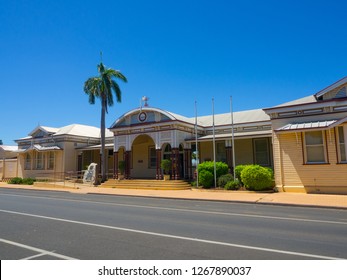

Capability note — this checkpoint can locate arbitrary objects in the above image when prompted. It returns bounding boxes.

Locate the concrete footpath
[1,182,347,209]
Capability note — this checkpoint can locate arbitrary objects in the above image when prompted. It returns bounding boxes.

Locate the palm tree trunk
[100,97,107,183]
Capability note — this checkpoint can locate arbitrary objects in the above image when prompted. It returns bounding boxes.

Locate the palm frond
[84,63,126,110]
[111,80,122,103]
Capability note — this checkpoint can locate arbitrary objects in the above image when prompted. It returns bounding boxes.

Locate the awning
[19,144,62,153]
[76,143,114,151]
[275,117,347,133]
[185,130,273,142]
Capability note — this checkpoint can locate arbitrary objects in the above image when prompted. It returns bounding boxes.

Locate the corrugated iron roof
[276,120,337,132]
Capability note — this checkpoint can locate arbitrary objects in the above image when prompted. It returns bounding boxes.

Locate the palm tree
[84,61,127,183]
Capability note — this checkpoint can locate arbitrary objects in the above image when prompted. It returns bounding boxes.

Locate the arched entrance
[162,143,185,179]
[131,134,156,179]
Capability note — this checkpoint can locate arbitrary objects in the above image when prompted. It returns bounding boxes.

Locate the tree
[84,61,127,183]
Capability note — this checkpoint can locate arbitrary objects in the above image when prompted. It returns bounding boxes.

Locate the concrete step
[101,179,192,190]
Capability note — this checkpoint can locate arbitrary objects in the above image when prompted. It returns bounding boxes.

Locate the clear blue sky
[1,0,346,145]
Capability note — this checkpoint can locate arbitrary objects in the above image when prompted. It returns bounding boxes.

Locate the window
[304,131,327,163]
[35,152,45,170]
[24,154,32,170]
[47,152,55,170]
[254,138,270,166]
[216,141,226,162]
[148,146,156,168]
[337,126,347,163]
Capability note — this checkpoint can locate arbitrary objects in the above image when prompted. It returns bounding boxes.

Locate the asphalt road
[0,188,346,260]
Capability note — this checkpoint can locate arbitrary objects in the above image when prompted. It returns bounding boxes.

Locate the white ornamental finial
[142,96,149,107]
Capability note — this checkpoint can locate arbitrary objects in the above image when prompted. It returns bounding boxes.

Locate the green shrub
[241,165,273,191]
[160,159,172,175]
[9,177,23,184]
[218,174,234,188]
[265,167,274,179]
[22,178,35,185]
[198,161,228,179]
[198,169,214,188]
[224,180,240,190]
[235,165,247,185]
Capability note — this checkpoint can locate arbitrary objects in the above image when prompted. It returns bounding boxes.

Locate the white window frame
[47,151,55,170]
[304,130,327,164]
[35,152,45,170]
[24,153,32,170]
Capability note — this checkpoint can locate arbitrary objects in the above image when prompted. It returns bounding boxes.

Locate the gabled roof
[110,107,197,129]
[28,126,59,137]
[273,95,317,108]
[17,124,113,142]
[315,76,347,98]
[55,124,113,138]
[0,145,18,152]
[264,77,347,113]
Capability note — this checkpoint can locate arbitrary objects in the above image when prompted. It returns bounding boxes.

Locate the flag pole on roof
[195,100,199,188]
[230,96,236,180]
[212,98,217,188]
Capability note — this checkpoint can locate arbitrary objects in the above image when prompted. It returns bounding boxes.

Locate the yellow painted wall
[18,150,64,180]
[131,141,156,178]
[234,139,254,165]
[275,129,347,193]
[200,142,213,162]
[199,138,272,167]
[63,142,77,172]
[0,159,18,179]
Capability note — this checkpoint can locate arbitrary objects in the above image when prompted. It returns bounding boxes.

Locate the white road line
[0,237,77,260]
[0,192,346,225]
[0,209,344,260]
[21,252,51,260]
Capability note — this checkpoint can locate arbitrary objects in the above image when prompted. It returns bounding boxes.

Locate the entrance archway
[131,134,156,179]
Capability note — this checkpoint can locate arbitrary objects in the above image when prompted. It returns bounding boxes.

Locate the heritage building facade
[5,76,347,194]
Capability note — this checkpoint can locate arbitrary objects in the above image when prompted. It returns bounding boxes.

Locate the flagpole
[195,101,199,187]
[230,96,236,180]
[212,98,217,188]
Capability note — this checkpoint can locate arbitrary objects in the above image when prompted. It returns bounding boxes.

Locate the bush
[265,167,274,179]
[9,177,23,184]
[241,165,273,191]
[8,177,35,185]
[160,159,172,175]
[235,165,247,185]
[22,178,35,185]
[224,180,240,190]
[218,174,234,188]
[198,161,228,179]
[198,169,214,188]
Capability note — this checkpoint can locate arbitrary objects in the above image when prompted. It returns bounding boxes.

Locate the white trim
[303,131,327,164]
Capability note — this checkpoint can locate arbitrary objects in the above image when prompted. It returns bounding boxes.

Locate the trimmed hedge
[198,169,214,188]
[241,165,273,191]
[234,165,247,185]
[198,161,228,179]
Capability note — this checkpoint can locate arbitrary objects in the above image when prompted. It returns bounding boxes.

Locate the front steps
[101,179,192,190]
